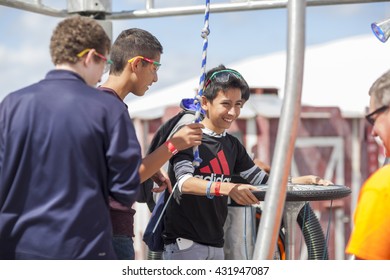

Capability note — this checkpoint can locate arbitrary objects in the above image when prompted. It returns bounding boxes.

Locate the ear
[128,57,142,73]
[201,95,209,111]
[83,49,96,67]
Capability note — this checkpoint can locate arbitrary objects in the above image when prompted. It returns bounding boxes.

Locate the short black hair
[203,64,250,102]
[109,28,163,75]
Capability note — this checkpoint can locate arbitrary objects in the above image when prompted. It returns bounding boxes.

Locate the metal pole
[253,0,306,260]
[108,0,389,19]
[350,119,361,222]
[145,0,154,10]
[0,0,387,19]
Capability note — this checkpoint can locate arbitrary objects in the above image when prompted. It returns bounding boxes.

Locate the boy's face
[201,88,243,134]
[128,53,161,97]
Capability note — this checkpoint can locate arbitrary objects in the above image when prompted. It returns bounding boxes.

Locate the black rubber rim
[252,184,351,201]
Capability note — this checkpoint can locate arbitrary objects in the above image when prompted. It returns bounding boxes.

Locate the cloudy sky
[1,0,390,103]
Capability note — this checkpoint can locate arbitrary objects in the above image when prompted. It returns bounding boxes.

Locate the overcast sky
[1,0,390,103]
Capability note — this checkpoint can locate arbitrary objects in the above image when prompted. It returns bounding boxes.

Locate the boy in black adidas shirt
[162,65,330,260]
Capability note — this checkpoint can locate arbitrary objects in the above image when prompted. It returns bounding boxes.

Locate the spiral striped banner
[192,0,210,167]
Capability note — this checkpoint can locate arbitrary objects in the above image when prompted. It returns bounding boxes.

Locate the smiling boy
[161,64,332,260]
[162,65,267,260]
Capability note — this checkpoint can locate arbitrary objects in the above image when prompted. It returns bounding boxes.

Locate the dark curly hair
[50,15,111,65]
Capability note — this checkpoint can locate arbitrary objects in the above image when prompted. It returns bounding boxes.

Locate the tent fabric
[127,35,389,119]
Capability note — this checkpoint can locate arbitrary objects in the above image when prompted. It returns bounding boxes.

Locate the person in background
[99,28,203,259]
[346,69,390,260]
[0,16,140,259]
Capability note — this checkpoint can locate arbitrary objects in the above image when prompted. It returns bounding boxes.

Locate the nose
[371,127,378,137]
[228,106,238,117]
[153,72,158,83]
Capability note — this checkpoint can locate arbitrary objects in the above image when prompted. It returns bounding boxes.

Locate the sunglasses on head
[204,69,243,89]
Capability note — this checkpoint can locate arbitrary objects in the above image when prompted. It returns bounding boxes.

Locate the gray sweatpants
[163,239,224,260]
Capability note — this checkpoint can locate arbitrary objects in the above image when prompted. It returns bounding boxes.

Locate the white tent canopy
[127,35,390,119]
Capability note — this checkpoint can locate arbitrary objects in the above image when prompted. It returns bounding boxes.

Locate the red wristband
[214,182,221,196]
[165,140,178,155]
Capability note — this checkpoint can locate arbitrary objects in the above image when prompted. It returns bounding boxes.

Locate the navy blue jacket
[0,70,141,259]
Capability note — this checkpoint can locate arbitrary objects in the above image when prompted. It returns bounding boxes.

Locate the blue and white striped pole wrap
[192,0,210,167]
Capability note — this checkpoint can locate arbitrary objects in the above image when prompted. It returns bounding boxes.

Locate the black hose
[147,250,163,260]
[297,203,329,260]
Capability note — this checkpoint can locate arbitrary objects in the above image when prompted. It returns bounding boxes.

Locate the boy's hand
[292,175,333,186]
[151,169,172,193]
[228,184,260,205]
[170,123,204,151]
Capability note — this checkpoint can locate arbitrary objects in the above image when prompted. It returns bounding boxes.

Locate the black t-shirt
[163,131,268,247]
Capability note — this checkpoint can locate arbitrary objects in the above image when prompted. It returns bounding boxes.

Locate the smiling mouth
[223,117,233,123]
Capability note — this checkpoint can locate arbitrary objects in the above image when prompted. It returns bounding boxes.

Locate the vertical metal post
[350,118,361,216]
[334,207,346,259]
[253,0,306,260]
[283,201,306,259]
[146,0,154,10]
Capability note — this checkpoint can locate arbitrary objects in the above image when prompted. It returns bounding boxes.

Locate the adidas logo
[194,173,232,182]
[199,150,230,175]
[194,150,231,182]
